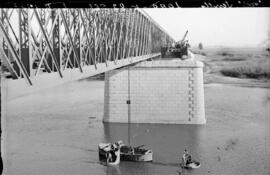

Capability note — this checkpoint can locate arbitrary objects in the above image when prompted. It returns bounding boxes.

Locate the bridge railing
[0,8,174,85]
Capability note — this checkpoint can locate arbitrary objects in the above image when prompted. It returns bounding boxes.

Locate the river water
[2,78,270,175]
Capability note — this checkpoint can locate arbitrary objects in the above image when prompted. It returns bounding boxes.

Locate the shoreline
[191,53,270,89]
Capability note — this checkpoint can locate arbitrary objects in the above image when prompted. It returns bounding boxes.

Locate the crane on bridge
[177,30,189,46]
[161,30,190,59]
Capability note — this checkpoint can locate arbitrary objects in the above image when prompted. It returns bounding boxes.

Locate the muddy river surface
[2,79,270,175]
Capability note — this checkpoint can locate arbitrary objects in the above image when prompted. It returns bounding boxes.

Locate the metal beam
[0,20,32,85]
[33,9,63,78]
[60,9,83,73]
[0,32,19,79]
[1,8,174,86]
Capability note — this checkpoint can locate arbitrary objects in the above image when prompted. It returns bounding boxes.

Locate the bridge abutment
[103,59,206,124]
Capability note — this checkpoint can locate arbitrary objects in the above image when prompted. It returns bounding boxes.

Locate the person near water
[107,152,112,163]
[182,148,192,166]
[106,144,116,163]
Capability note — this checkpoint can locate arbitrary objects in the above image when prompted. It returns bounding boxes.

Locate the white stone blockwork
[103,59,206,124]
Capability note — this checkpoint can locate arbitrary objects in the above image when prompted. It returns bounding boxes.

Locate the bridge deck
[2,53,160,100]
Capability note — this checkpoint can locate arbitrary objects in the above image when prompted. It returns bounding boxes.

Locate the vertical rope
[127,67,131,146]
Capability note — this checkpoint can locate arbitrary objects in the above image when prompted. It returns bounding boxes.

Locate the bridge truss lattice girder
[0,8,174,86]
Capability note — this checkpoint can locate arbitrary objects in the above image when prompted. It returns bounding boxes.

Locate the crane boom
[180,30,188,43]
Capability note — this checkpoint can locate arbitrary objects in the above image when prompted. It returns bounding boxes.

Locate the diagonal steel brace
[33,9,63,78]
[0,20,32,85]
[60,9,83,73]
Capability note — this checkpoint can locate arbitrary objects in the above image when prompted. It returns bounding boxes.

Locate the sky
[144,8,270,48]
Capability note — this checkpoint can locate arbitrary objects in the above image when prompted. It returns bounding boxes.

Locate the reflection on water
[101,123,205,175]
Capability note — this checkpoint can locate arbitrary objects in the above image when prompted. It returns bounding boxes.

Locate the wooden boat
[181,154,201,169]
[98,141,122,166]
[120,145,153,162]
[181,160,201,169]
[119,68,153,162]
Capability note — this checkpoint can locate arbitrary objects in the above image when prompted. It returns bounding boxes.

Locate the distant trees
[195,42,207,56]
[198,42,203,50]
[267,48,270,56]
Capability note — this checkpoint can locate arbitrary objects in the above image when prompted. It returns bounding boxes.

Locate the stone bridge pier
[103,59,206,124]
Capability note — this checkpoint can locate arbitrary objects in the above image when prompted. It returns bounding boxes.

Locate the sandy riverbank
[192,47,270,88]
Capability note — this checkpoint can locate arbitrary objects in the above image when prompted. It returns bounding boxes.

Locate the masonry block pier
[103,59,206,124]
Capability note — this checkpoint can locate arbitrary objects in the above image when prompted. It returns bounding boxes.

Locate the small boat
[120,69,153,162]
[98,141,122,166]
[180,151,201,169]
[181,160,201,169]
[120,145,153,162]
[181,159,201,169]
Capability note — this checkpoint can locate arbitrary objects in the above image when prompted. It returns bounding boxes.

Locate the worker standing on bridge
[185,40,190,48]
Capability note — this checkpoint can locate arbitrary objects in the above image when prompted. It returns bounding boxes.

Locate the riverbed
[2,78,270,175]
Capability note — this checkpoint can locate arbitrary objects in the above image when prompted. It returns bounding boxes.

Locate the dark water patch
[89,116,97,119]
[221,57,246,61]
[264,96,270,104]
[151,161,180,167]
[88,116,100,127]
[217,155,221,162]
[225,138,239,151]
[218,52,234,57]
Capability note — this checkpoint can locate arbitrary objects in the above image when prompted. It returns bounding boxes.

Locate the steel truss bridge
[0,8,174,97]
